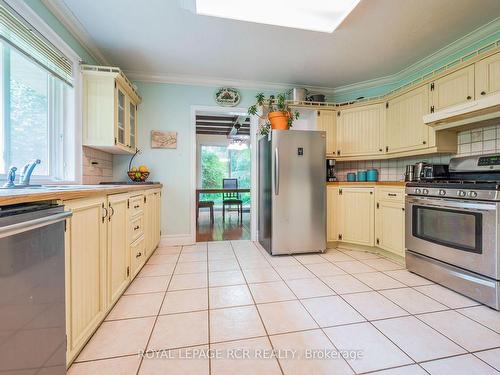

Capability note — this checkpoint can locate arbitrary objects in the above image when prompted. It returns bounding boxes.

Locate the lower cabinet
[375,187,406,256]
[327,185,405,256]
[64,188,162,365]
[64,197,107,364]
[107,193,130,305]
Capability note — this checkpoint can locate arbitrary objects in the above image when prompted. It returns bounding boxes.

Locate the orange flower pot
[268,111,289,130]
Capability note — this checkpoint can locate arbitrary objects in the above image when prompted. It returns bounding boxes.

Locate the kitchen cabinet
[144,188,162,257]
[386,85,430,153]
[430,64,475,112]
[475,51,500,98]
[326,186,339,242]
[336,187,375,246]
[107,193,130,305]
[337,103,385,157]
[129,193,146,278]
[82,66,141,155]
[316,110,336,156]
[64,197,107,364]
[375,188,405,256]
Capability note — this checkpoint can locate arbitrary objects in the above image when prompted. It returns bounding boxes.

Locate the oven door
[406,196,499,279]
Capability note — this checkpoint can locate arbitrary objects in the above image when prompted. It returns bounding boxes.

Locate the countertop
[327,181,406,187]
[0,184,163,206]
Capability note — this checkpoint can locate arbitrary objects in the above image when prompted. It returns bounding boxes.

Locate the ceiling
[54,0,500,89]
[196,114,250,136]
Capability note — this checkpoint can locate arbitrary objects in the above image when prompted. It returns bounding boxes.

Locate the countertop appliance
[413,162,428,181]
[420,164,449,180]
[405,153,500,309]
[326,159,336,182]
[405,165,415,182]
[0,203,71,373]
[258,130,326,255]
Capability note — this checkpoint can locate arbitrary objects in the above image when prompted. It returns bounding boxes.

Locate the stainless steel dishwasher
[0,203,71,374]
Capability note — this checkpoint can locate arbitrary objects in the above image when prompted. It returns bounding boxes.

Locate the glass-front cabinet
[82,65,141,155]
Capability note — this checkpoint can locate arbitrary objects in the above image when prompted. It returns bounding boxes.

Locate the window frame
[1,0,82,184]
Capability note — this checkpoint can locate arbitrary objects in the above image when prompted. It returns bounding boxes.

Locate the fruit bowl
[127,171,150,182]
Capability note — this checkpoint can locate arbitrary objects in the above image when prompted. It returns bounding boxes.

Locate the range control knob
[415,188,422,194]
[468,191,478,198]
[439,189,446,196]
[457,190,466,197]
[422,189,429,195]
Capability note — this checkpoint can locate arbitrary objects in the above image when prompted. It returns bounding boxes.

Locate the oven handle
[406,197,497,212]
[0,211,72,239]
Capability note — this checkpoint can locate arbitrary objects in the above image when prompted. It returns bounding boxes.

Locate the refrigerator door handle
[274,147,279,195]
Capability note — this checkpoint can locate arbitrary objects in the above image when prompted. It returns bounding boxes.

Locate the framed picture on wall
[151,131,177,149]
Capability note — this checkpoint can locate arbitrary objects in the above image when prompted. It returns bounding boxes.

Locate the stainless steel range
[405,153,500,309]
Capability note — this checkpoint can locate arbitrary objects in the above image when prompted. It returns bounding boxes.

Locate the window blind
[0,3,73,86]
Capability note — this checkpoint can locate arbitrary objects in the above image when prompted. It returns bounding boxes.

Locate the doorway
[192,107,255,242]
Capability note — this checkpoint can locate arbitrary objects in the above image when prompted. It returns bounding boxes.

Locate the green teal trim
[23,0,97,64]
[330,17,500,103]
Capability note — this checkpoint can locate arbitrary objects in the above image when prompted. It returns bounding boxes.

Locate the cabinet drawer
[130,235,145,277]
[130,214,144,243]
[129,195,143,217]
[377,187,405,203]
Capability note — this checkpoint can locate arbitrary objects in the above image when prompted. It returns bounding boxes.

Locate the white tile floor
[69,241,500,375]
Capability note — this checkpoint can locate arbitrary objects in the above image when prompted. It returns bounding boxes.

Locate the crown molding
[41,0,109,65]
[332,16,500,96]
[124,70,339,94]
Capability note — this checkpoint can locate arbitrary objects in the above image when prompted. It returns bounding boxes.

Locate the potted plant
[248,93,300,135]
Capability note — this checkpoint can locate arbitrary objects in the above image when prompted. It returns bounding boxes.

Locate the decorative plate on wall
[215,87,241,107]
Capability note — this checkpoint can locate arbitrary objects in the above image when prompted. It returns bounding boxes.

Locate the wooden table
[196,188,250,206]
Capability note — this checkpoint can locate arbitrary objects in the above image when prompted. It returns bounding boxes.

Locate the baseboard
[160,234,195,246]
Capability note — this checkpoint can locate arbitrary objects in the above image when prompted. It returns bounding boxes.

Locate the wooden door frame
[190,105,258,244]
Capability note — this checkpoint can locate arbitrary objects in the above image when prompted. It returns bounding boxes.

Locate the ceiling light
[195,0,360,33]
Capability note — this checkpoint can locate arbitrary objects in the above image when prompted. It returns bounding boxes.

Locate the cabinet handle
[402,207,405,211]
[379,148,382,152]
[101,207,108,223]
[385,146,389,152]
[481,91,486,96]
[466,95,472,100]
[423,141,426,144]
[388,193,397,197]
[134,204,140,209]
[134,225,140,230]
[136,252,142,258]
[108,204,114,221]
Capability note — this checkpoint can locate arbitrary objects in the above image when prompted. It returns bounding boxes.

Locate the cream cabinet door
[376,200,405,256]
[107,193,130,305]
[64,197,107,364]
[127,97,138,152]
[430,65,475,112]
[475,52,500,98]
[386,85,431,153]
[114,81,128,151]
[144,190,156,257]
[326,186,339,242]
[154,190,162,248]
[338,187,374,246]
[337,104,384,157]
[316,110,336,156]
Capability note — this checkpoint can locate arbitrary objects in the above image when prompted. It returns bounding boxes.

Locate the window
[0,40,75,181]
[200,144,251,205]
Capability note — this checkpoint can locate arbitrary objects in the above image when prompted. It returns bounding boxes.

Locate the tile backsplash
[82,146,113,184]
[335,122,500,181]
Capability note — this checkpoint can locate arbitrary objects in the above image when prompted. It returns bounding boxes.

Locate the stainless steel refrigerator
[258,130,326,255]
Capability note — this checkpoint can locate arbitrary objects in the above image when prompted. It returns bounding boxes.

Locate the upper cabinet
[82,66,142,155]
[475,52,500,98]
[430,64,475,112]
[337,103,385,158]
[386,85,429,153]
[316,110,336,156]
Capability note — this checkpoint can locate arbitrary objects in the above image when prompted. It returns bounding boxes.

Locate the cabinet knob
[481,91,486,96]
[134,225,140,230]
[423,141,426,144]
[379,148,382,152]
[466,95,472,100]
[136,252,142,258]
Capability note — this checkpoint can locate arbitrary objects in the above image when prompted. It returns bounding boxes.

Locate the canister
[367,169,378,181]
[357,170,367,182]
[347,173,356,182]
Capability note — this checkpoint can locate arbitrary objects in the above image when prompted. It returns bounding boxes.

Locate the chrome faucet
[3,166,17,188]
[18,159,41,186]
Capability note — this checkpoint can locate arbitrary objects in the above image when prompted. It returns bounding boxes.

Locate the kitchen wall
[336,121,500,181]
[113,82,275,243]
[82,147,113,184]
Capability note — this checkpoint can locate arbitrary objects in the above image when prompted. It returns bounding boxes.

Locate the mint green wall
[24,0,98,64]
[113,83,274,238]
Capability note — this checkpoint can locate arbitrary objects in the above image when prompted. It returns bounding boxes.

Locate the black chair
[197,200,214,225]
[222,178,243,222]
